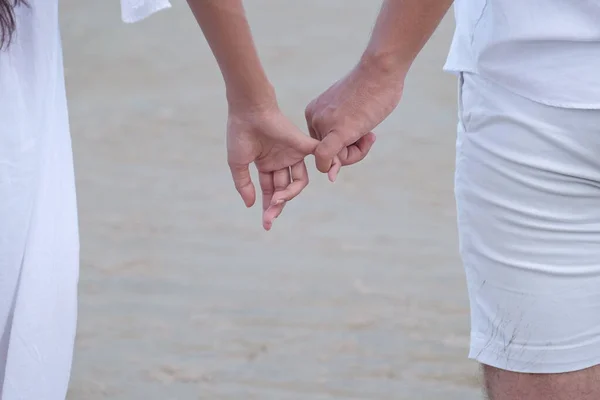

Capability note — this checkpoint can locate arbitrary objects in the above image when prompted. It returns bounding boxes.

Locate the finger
[270,161,310,206]
[289,129,321,155]
[258,171,275,212]
[304,102,317,138]
[308,124,338,180]
[308,124,320,140]
[306,109,322,140]
[273,167,292,193]
[328,156,342,183]
[309,120,341,181]
[258,172,275,231]
[264,168,291,229]
[339,132,377,166]
[229,163,255,207]
[314,129,356,174]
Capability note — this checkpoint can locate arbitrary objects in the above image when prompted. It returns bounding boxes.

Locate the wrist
[226,81,278,114]
[359,47,411,80]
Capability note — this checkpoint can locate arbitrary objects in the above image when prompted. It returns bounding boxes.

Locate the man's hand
[227,104,318,231]
[305,0,452,181]
[305,59,405,181]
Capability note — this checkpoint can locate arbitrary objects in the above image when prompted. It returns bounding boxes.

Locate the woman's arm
[186,0,275,112]
[186,0,317,230]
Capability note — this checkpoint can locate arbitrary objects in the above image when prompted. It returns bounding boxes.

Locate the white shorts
[456,72,600,373]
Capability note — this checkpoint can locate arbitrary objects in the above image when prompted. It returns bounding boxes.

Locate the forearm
[361,0,454,75]
[186,0,275,111]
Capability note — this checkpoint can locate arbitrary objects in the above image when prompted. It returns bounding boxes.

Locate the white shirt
[445,0,600,108]
[0,1,169,398]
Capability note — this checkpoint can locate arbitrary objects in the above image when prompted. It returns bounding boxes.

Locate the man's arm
[306,0,454,177]
[186,0,275,112]
[361,0,454,75]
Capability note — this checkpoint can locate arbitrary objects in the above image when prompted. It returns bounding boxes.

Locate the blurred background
[61,1,479,399]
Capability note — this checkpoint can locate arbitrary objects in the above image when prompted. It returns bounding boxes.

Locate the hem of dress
[122,1,172,24]
[469,335,600,374]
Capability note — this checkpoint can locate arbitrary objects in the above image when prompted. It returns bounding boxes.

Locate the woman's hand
[227,103,318,230]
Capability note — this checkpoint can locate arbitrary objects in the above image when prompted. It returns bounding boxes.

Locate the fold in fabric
[121,0,172,23]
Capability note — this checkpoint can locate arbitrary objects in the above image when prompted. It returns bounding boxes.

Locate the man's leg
[483,365,600,400]
[456,72,600,398]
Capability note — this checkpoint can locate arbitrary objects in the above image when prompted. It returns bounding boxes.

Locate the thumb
[286,127,320,155]
[229,162,256,207]
[314,129,352,173]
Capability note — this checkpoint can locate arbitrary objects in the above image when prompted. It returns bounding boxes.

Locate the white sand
[61,1,480,399]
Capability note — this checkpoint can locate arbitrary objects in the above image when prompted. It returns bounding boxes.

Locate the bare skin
[184,0,600,393]
[187,0,318,230]
[484,365,600,400]
[306,0,600,398]
[306,0,454,181]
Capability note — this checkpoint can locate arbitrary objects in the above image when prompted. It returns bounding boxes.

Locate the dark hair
[0,0,27,49]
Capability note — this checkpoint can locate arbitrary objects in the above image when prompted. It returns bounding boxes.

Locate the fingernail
[329,171,337,182]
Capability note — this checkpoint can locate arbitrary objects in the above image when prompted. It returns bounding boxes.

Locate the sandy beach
[61,1,480,399]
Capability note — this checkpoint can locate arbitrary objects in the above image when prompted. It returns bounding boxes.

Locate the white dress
[0,1,169,398]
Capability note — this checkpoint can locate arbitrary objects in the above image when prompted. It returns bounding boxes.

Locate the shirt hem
[443,66,600,110]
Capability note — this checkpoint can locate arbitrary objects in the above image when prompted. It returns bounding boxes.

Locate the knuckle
[234,181,248,191]
[314,144,330,160]
[312,116,327,133]
[331,129,353,146]
[357,153,368,163]
[304,104,314,122]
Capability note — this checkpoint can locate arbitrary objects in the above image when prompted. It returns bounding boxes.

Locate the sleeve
[120,0,172,23]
